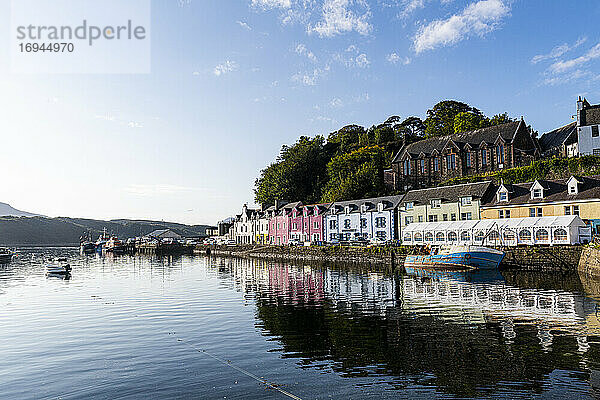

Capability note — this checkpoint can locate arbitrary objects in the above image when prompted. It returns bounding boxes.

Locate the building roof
[582,104,600,126]
[539,122,577,152]
[402,181,494,204]
[328,195,405,214]
[482,175,600,207]
[392,121,523,162]
[146,229,182,238]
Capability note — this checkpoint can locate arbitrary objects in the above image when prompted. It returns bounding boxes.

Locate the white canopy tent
[402,216,592,246]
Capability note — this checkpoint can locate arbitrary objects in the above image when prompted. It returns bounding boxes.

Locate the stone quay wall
[578,245,600,278]
[501,245,584,271]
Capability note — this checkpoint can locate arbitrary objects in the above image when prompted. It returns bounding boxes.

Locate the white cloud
[291,65,330,86]
[413,0,510,53]
[531,37,587,64]
[251,0,291,9]
[127,121,144,129]
[213,60,238,76]
[548,42,600,74]
[355,53,370,68]
[329,97,343,107]
[399,0,425,19]
[309,0,372,37]
[237,20,252,30]
[386,52,410,65]
[295,43,318,62]
[542,69,593,86]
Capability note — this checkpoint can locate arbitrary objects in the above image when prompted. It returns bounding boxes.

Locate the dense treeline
[254,100,515,206]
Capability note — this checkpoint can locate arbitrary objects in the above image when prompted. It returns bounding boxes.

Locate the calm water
[1,248,600,399]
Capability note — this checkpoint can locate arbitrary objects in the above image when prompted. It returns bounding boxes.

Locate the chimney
[577,96,585,126]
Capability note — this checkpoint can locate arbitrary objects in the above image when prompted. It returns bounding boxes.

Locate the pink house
[268,201,302,245]
[300,203,331,242]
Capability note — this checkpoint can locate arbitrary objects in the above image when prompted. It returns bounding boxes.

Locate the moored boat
[0,248,13,264]
[80,241,96,255]
[404,245,505,271]
[95,229,110,253]
[46,257,72,276]
[105,237,126,254]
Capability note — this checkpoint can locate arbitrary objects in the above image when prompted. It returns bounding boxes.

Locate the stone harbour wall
[578,245,600,278]
[501,245,584,271]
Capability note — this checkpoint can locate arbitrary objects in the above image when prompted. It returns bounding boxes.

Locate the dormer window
[360,205,367,213]
[377,203,384,212]
[460,196,472,206]
[499,192,508,202]
[405,202,414,210]
[532,189,542,199]
[431,199,441,209]
[567,176,581,195]
[345,206,350,214]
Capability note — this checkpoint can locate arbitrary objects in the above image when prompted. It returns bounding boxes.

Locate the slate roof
[539,122,577,152]
[582,103,600,126]
[328,195,405,214]
[482,175,600,207]
[392,121,523,162]
[401,181,494,204]
[146,229,181,238]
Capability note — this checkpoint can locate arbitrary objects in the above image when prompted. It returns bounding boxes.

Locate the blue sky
[1,0,599,225]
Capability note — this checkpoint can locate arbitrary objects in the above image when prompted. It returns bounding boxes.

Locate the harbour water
[1,248,600,399]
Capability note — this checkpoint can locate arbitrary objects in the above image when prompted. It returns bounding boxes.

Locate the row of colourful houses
[225,174,600,246]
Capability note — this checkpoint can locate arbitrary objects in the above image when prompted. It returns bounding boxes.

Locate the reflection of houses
[401,216,591,246]
[399,181,494,232]
[324,195,404,242]
[481,175,600,233]
[389,120,539,191]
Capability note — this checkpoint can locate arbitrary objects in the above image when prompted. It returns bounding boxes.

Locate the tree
[489,113,515,126]
[254,136,329,205]
[374,125,394,144]
[321,146,388,202]
[326,124,364,152]
[424,100,482,137]
[453,111,489,134]
[397,116,425,144]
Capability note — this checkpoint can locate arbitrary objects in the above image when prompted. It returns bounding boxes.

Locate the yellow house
[481,176,600,234]
[399,181,495,233]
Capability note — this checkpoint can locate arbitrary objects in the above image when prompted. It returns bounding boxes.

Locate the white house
[233,204,260,245]
[324,195,404,243]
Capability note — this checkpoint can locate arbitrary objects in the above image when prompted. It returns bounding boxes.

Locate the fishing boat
[0,248,13,264]
[46,258,72,276]
[105,237,126,254]
[404,245,505,271]
[80,241,96,255]
[95,229,110,253]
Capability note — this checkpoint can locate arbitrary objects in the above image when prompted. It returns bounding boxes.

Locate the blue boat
[404,245,505,270]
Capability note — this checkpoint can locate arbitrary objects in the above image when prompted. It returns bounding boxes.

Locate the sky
[0,0,599,225]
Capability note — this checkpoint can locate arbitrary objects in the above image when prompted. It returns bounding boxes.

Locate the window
[573,205,580,215]
[451,213,457,221]
[403,233,412,242]
[499,191,508,202]
[565,206,571,216]
[446,153,456,170]
[448,232,458,242]
[376,231,387,240]
[569,184,577,194]
[345,206,350,214]
[481,149,487,166]
[360,218,367,228]
[405,202,414,210]
[425,232,434,242]
[436,232,445,241]
[466,153,472,167]
[506,210,511,218]
[292,223,297,230]
[418,215,424,222]
[329,220,337,229]
[537,208,543,217]
[314,221,319,229]
[499,210,504,219]
[519,229,531,241]
[535,229,549,241]
[343,219,351,229]
[497,144,505,164]
[414,233,423,242]
[594,149,600,156]
[461,196,472,206]
[503,231,515,241]
[434,157,439,172]
[403,160,412,175]
[475,231,484,241]
[360,205,367,213]
[529,208,542,217]
[553,229,568,241]
[378,203,385,212]
[532,188,543,199]
[419,159,425,174]
[428,215,438,222]
[593,125,599,137]
[443,214,448,221]
[431,199,441,208]
[461,231,471,241]
[405,216,414,225]
[461,212,472,220]
[375,217,386,228]
[330,233,337,241]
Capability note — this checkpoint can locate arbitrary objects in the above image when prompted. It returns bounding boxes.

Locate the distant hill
[0,216,214,246]
[0,202,41,217]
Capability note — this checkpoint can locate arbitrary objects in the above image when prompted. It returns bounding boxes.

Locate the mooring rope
[175,337,304,400]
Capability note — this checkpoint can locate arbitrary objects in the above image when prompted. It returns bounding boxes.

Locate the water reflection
[210,257,600,398]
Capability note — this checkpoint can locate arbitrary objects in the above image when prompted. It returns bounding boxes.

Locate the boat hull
[0,254,12,264]
[404,249,504,270]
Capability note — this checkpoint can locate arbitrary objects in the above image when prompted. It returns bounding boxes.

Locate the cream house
[399,181,495,236]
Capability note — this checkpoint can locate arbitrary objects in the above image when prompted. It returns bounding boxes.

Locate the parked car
[369,237,389,246]
[351,237,369,246]
[288,238,301,246]
[225,239,237,246]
